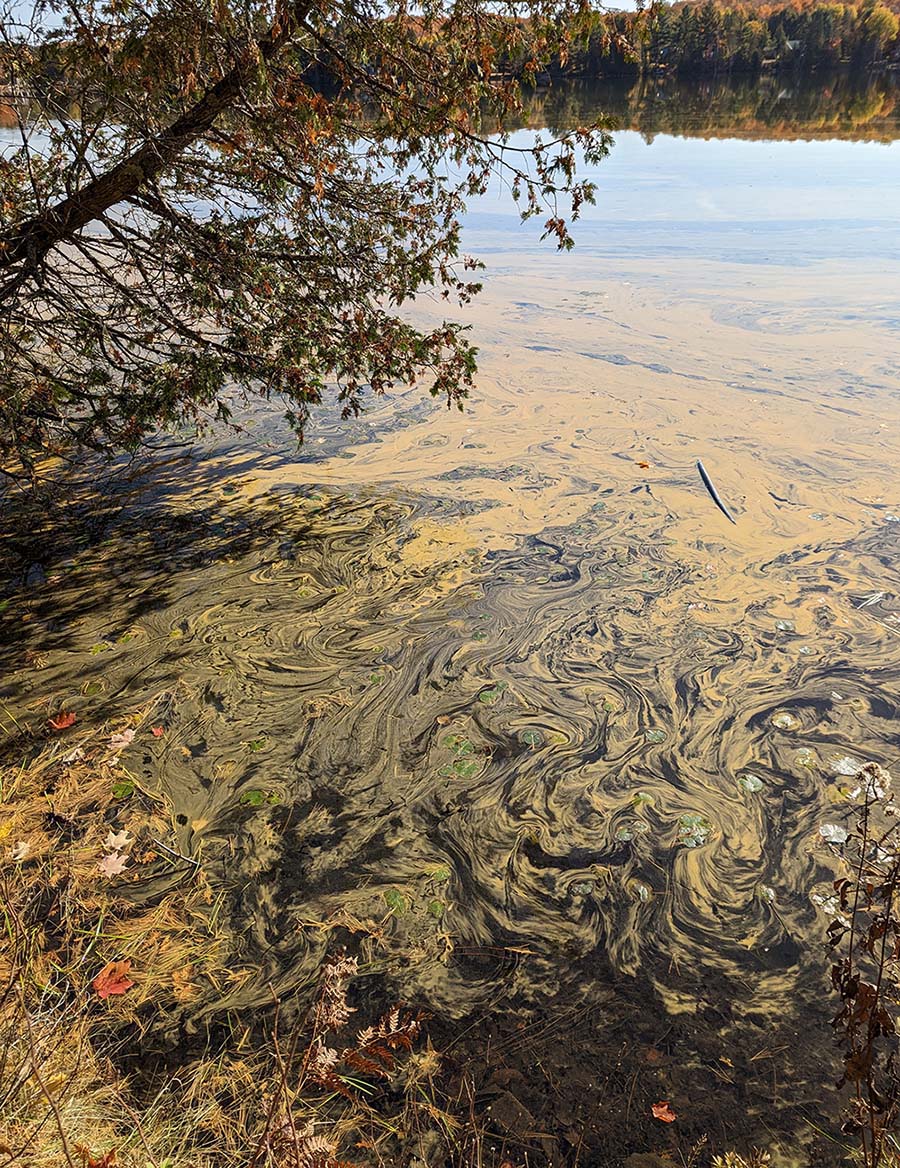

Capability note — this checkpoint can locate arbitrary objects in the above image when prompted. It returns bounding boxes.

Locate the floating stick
[696,460,737,525]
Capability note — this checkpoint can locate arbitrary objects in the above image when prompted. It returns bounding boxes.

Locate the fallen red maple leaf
[49,710,77,731]
[92,960,134,1000]
[76,1148,117,1168]
[651,1101,676,1123]
[151,725,164,737]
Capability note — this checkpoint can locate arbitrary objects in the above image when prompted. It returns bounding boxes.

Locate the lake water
[3,73,900,1164]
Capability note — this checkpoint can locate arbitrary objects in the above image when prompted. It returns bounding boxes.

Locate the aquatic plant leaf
[383,889,407,914]
[98,851,129,877]
[677,813,712,848]
[519,729,544,747]
[819,823,849,845]
[775,619,795,632]
[430,867,451,883]
[239,789,265,807]
[49,710,77,731]
[772,712,798,730]
[831,756,862,777]
[92,960,134,999]
[644,728,667,744]
[428,900,444,918]
[111,781,134,799]
[738,773,764,794]
[443,735,473,756]
[651,1101,676,1122]
[478,682,507,704]
[616,821,649,842]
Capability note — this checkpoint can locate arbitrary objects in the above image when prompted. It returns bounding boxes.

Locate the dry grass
[0,707,465,1168]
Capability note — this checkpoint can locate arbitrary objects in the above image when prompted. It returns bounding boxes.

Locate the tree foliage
[0,0,610,474]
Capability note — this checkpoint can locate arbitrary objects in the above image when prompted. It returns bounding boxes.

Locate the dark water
[3,73,900,1165]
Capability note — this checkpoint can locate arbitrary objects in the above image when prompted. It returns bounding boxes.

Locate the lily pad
[111,780,134,800]
[239,789,266,807]
[796,747,816,769]
[427,900,445,918]
[772,712,798,730]
[737,773,764,794]
[632,791,654,809]
[644,729,667,744]
[677,813,712,849]
[478,682,508,704]
[616,821,650,843]
[519,728,544,748]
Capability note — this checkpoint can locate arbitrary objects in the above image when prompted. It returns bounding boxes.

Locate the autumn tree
[0,0,609,475]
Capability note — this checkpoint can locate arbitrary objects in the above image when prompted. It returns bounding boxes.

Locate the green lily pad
[239,789,266,807]
[632,791,654,809]
[478,682,508,704]
[737,773,764,794]
[519,728,544,748]
[644,729,667,744]
[430,867,451,883]
[471,630,488,642]
[427,900,445,918]
[112,780,134,799]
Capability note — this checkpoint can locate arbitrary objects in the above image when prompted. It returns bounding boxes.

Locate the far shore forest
[571,0,900,79]
[4,0,900,112]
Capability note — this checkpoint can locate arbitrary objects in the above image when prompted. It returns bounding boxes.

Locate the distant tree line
[551,0,900,77]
